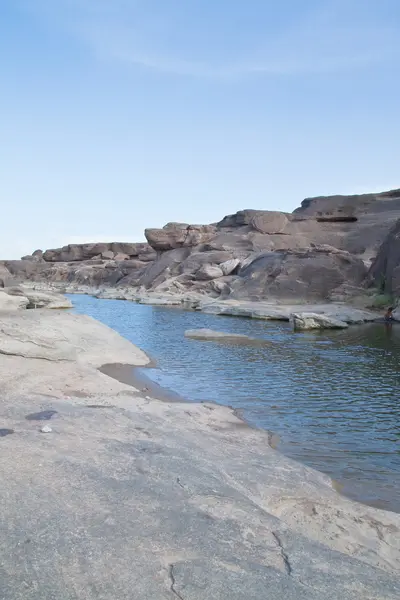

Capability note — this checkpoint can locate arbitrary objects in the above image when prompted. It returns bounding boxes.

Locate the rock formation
[0,287,72,310]
[3,187,400,304]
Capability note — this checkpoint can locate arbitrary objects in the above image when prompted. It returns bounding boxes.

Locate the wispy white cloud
[18,0,400,78]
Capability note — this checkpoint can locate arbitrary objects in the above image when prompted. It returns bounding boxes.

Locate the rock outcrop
[0,287,72,310]
[292,312,349,331]
[4,187,400,304]
[0,290,29,311]
[145,223,217,251]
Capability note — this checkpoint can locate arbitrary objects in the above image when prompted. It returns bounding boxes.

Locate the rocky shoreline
[15,279,385,331]
[0,308,399,598]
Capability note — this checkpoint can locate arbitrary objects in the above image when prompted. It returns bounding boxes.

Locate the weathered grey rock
[217,209,289,229]
[4,286,71,310]
[0,310,149,366]
[0,290,29,311]
[101,250,115,260]
[114,252,130,261]
[184,328,270,345]
[22,289,72,309]
[198,299,377,324]
[43,242,152,262]
[195,264,224,281]
[138,248,190,288]
[3,259,47,280]
[145,223,217,252]
[294,188,400,220]
[180,251,233,273]
[0,312,399,598]
[250,211,289,234]
[230,248,367,302]
[292,312,349,331]
[220,258,240,276]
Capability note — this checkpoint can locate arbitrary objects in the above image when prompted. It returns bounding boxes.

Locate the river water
[70,294,400,513]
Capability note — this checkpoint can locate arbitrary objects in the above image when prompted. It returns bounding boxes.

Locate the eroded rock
[184,328,270,345]
[292,312,349,331]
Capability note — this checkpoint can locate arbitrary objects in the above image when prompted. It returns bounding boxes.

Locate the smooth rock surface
[0,311,399,598]
[0,290,29,310]
[198,299,377,324]
[22,288,72,309]
[292,312,349,331]
[184,328,270,345]
[0,310,149,366]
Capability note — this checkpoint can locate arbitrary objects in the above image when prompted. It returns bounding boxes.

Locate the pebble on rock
[40,426,53,433]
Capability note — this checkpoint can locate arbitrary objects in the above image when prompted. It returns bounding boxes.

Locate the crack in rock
[176,477,185,490]
[169,564,185,600]
[272,531,292,576]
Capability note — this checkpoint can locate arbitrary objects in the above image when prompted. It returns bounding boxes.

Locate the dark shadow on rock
[0,429,15,437]
[25,410,58,421]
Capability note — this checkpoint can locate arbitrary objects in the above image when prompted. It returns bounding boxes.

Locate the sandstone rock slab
[184,328,270,345]
[195,264,224,281]
[0,310,149,366]
[292,312,349,331]
[0,290,29,311]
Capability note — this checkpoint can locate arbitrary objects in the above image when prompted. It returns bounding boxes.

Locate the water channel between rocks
[69,294,400,513]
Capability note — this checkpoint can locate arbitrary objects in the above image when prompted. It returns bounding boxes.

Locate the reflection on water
[70,295,400,513]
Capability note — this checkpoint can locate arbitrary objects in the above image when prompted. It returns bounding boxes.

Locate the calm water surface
[70,295,400,512]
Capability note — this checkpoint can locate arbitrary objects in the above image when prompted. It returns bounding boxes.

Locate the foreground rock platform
[0,310,399,599]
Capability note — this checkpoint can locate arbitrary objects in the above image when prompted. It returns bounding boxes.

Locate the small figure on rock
[384,307,395,322]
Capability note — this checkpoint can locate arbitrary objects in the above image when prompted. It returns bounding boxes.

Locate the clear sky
[1,0,399,258]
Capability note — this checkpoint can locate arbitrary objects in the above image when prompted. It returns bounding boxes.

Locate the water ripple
[70,295,400,513]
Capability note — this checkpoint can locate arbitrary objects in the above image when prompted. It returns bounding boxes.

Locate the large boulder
[0,290,29,310]
[0,287,72,309]
[217,209,290,232]
[179,251,233,273]
[220,258,241,276]
[230,247,367,302]
[138,248,191,288]
[145,224,217,252]
[292,312,349,331]
[22,289,72,309]
[195,264,224,281]
[250,211,289,234]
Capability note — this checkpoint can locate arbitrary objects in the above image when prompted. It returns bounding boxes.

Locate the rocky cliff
[2,188,400,303]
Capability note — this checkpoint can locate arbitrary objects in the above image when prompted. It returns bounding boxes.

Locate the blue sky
[1,0,399,258]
